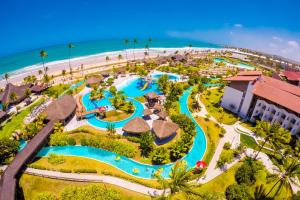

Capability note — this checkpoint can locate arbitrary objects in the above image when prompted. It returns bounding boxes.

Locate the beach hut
[86,75,103,87]
[156,110,168,120]
[153,103,163,113]
[0,83,31,105]
[143,109,152,117]
[30,84,48,94]
[144,92,159,107]
[43,94,76,124]
[152,120,179,141]
[123,117,150,134]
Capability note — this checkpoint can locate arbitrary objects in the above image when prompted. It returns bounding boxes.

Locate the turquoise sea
[0,38,219,77]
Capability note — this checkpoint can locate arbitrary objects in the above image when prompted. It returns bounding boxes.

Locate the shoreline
[0,47,221,87]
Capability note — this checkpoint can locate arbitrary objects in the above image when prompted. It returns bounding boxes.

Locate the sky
[0,0,300,61]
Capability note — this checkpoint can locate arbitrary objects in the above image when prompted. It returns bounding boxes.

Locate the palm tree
[68,43,74,73]
[145,44,149,58]
[254,184,268,200]
[80,64,84,77]
[266,159,300,198]
[9,92,18,102]
[118,54,123,61]
[54,122,64,134]
[45,66,49,74]
[38,69,43,80]
[106,56,110,63]
[25,88,31,98]
[124,38,129,61]
[62,70,66,83]
[40,50,47,74]
[157,161,200,198]
[148,37,152,56]
[4,73,9,83]
[133,38,138,60]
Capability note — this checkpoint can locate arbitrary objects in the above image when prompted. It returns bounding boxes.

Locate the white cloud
[272,36,283,42]
[288,40,299,48]
[167,28,300,62]
[234,24,243,28]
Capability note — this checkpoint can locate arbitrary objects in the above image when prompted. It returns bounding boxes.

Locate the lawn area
[195,117,222,164]
[102,110,131,122]
[200,88,238,125]
[29,156,162,189]
[240,121,256,132]
[19,174,150,200]
[0,98,45,139]
[42,83,71,98]
[240,133,258,149]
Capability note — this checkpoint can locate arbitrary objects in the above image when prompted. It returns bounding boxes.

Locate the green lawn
[30,156,162,189]
[200,89,238,125]
[0,98,45,139]
[19,174,150,200]
[195,117,222,164]
[240,134,258,149]
[42,83,71,98]
[240,121,256,132]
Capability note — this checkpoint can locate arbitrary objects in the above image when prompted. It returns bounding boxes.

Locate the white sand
[0,47,220,87]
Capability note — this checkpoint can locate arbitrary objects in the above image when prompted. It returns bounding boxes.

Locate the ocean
[0,38,219,78]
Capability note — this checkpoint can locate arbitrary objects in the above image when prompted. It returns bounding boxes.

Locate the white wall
[221,86,243,114]
[239,83,254,118]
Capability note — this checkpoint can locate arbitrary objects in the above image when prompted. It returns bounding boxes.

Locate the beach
[0,47,220,87]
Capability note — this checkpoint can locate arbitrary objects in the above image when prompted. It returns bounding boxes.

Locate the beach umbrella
[196,160,207,169]
[98,106,106,112]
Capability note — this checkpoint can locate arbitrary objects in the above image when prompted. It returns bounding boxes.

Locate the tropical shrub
[151,147,170,164]
[139,132,154,157]
[235,158,264,185]
[109,86,117,96]
[126,136,141,143]
[47,154,66,165]
[22,114,46,140]
[59,169,72,173]
[223,142,231,150]
[80,136,137,158]
[33,192,56,200]
[0,138,19,164]
[60,185,120,200]
[49,133,76,146]
[74,168,97,173]
[225,184,251,200]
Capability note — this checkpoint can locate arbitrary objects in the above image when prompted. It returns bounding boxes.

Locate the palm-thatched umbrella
[123,117,150,134]
[156,110,168,120]
[143,109,152,116]
[152,120,179,140]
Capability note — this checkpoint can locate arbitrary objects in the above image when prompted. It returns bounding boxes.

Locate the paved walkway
[24,168,167,196]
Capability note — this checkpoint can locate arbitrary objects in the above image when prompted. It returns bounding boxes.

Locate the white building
[221,71,300,135]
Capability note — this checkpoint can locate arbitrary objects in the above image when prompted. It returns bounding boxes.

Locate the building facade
[221,71,300,135]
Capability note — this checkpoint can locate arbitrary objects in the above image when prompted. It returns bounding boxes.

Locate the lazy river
[33,72,206,179]
[214,57,255,70]
[37,89,206,179]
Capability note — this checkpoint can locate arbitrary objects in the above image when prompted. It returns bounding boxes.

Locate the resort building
[0,83,30,106]
[221,71,300,135]
[282,70,300,86]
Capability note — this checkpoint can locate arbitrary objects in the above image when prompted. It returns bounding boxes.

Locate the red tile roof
[283,71,300,81]
[252,82,300,114]
[259,76,300,97]
[225,76,259,81]
[237,71,262,76]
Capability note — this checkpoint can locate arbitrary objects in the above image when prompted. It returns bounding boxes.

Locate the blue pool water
[82,90,144,128]
[151,73,179,80]
[37,88,206,179]
[118,77,163,98]
[19,139,27,151]
[214,58,254,70]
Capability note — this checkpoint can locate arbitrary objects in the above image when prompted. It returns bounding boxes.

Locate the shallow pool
[214,58,254,70]
[37,89,207,179]
[82,90,145,128]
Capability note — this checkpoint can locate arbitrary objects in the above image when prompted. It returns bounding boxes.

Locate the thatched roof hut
[156,110,167,120]
[0,83,30,105]
[144,92,159,100]
[143,109,152,116]
[44,95,76,123]
[86,75,103,86]
[30,84,48,93]
[153,103,163,111]
[123,117,150,134]
[152,120,179,139]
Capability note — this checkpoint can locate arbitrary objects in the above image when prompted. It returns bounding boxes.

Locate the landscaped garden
[200,88,238,125]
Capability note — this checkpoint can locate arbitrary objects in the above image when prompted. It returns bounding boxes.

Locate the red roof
[225,76,259,81]
[237,71,262,76]
[252,81,300,114]
[283,71,300,81]
[225,74,300,114]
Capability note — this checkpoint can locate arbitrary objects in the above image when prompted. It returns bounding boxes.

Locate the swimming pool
[151,73,179,80]
[82,90,145,128]
[37,88,207,179]
[214,58,254,70]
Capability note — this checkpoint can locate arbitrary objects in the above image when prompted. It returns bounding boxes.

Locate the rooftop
[122,117,150,133]
[152,120,179,139]
[283,71,300,81]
